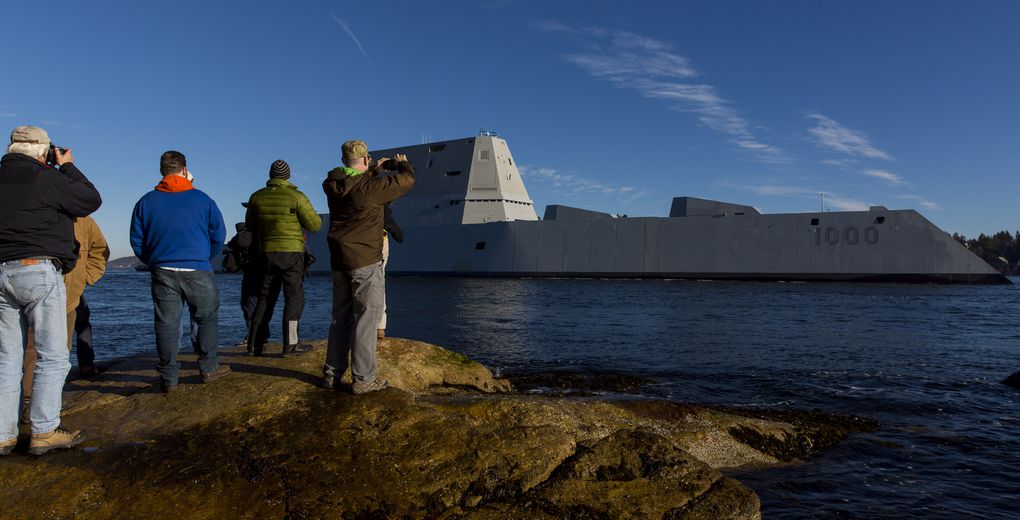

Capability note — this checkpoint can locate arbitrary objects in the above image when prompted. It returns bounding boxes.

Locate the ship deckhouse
[372,133,538,226]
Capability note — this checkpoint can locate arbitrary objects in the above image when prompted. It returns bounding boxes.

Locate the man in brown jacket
[321,140,414,394]
[22,216,109,416]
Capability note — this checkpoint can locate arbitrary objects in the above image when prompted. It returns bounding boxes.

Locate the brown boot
[377,329,385,339]
[201,364,231,384]
[0,436,16,456]
[28,428,86,456]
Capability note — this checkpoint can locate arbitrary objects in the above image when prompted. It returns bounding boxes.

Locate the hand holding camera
[376,154,408,171]
[46,144,74,166]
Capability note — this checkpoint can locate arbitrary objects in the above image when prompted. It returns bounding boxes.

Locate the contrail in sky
[330,14,373,69]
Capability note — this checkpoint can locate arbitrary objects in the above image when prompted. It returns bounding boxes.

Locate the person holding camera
[243,160,321,357]
[0,125,101,456]
[321,140,414,394]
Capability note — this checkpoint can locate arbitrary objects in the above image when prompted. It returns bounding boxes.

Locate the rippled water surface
[88,271,1020,518]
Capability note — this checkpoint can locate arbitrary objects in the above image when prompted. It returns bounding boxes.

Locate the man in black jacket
[0,126,101,456]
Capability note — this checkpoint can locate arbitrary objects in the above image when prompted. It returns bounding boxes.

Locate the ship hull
[306,206,1010,285]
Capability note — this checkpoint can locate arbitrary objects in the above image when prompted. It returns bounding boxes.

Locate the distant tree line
[952,230,1020,273]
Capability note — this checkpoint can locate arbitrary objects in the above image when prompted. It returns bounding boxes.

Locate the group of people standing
[0,125,414,457]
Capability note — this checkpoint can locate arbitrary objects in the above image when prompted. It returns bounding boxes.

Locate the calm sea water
[86,270,1020,518]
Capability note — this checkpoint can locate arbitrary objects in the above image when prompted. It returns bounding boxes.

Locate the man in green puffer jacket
[244,160,322,357]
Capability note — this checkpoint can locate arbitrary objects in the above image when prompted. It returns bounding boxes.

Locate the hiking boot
[352,378,389,395]
[28,428,86,456]
[160,380,178,393]
[0,436,16,456]
[377,329,385,339]
[201,364,231,384]
[281,343,313,358]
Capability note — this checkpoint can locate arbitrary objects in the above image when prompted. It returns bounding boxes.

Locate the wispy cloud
[0,113,17,118]
[863,169,907,186]
[538,23,785,163]
[330,14,373,68]
[820,158,858,169]
[519,165,645,197]
[39,119,81,129]
[806,112,892,160]
[824,195,871,211]
[898,195,941,211]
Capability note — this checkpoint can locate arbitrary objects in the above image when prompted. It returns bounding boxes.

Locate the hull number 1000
[814,226,879,246]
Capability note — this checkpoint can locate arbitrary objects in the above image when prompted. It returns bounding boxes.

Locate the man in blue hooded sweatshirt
[130,150,228,393]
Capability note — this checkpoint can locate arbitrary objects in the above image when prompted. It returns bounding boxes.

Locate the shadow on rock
[507,369,655,396]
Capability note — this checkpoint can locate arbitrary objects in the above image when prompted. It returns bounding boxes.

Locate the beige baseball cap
[341,139,369,161]
[10,125,50,145]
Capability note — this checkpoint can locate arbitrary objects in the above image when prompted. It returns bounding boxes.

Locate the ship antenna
[819,192,824,212]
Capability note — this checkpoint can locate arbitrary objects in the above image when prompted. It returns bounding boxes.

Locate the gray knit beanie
[269,159,291,179]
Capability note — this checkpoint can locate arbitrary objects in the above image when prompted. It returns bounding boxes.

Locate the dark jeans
[74,295,94,369]
[247,252,305,353]
[151,269,220,384]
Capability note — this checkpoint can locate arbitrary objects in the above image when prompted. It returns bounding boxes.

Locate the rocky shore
[0,339,874,519]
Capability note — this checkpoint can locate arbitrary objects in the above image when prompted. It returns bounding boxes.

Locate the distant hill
[108,256,144,269]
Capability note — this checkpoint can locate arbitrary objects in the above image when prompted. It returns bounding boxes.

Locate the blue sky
[4,0,1018,258]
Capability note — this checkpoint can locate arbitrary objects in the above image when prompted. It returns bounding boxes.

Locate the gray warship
[305,133,1008,284]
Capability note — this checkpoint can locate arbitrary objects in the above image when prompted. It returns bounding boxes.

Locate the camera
[380,159,398,171]
[45,144,67,165]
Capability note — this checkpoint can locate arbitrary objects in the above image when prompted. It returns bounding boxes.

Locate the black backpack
[222,228,254,273]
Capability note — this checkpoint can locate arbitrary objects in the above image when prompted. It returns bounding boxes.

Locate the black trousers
[74,295,94,368]
[241,265,275,345]
[247,252,305,352]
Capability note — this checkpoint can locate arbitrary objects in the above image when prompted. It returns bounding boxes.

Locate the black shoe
[78,365,97,379]
[201,364,232,384]
[282,343,313,358]
[247,343,267,357]
[160,380,178,393]
[320,373,336,390]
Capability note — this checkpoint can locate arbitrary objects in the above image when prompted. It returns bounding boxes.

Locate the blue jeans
[325,262,384,383]
[150,269,220,384]
[0,261,69,438]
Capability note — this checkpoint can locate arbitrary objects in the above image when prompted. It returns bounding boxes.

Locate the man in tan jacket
[22,216,109,417]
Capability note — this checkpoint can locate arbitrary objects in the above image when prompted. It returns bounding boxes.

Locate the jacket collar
[266,178,295,188]
[1,152,51,168]
[155,175,195,193]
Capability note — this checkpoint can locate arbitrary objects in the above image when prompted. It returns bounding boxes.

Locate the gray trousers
[324,262,384,383]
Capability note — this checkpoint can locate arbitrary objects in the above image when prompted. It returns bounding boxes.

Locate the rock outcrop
[0,338,872,519]
[1004,370,1020,389]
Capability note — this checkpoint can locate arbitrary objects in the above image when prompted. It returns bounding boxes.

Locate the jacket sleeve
[383,205,404,243]
[129,200,148,264]
[244,194,256,232]
[84,218,110,285]
[208,199,227,261]
[296,192,322,233]
[368,161,416,205]
[52,163,103,217]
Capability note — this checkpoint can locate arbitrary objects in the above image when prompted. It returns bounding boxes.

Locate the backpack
[222,228,254,273]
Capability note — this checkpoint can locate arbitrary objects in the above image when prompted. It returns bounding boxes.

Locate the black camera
[380,159,398,171]
[45,144,67,165]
